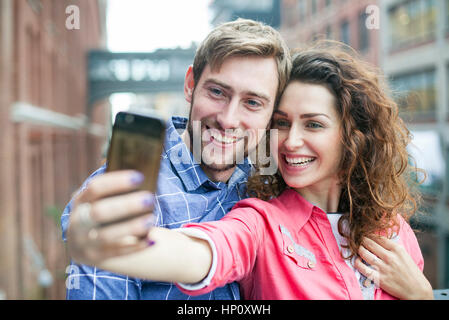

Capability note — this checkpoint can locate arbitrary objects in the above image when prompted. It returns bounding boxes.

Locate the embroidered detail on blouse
[280,225,316,264]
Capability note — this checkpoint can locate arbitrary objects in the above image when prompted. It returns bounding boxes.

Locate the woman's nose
[283,126,304,151]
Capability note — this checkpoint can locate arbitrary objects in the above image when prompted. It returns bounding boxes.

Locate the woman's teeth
[285,156,315,166]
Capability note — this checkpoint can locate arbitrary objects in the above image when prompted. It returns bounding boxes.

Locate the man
[63,18,291,300]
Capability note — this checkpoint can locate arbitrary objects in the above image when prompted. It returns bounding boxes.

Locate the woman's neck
[295,179,342,213]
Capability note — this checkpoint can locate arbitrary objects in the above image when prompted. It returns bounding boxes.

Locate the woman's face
[272,81,343,193]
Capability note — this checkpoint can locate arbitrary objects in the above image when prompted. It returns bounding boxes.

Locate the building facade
[380,0,449,289]
[210,0,282,28]
[0,0,108,299]
[280,0,380,66]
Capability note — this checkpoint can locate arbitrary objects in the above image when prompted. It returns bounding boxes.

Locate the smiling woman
[272,81,342,198]
[249,41,425,262]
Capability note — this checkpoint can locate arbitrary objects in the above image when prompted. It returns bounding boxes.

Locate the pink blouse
[177,189,424,300]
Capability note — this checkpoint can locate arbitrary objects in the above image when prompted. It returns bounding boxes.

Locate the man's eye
[209,88,223,96]
[247,99,262,108]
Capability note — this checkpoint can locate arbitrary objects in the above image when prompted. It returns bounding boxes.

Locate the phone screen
[106,112,165,193]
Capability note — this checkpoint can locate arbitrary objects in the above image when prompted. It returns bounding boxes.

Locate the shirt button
[307,260,316,269]
[363,278,372,287]
[287,245,294,253]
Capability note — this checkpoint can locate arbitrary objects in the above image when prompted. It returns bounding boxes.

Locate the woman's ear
[184,65,195,103]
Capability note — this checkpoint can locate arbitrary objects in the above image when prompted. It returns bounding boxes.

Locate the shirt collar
[164,116,252,192]
[275,188,327,230]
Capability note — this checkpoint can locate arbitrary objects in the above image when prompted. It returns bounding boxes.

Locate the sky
[106,0,213,120]
[106,0,213,52]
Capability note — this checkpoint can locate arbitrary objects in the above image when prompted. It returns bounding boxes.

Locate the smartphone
[106,111,166,193]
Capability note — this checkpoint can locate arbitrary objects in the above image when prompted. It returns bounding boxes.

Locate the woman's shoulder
[230,189,297,218]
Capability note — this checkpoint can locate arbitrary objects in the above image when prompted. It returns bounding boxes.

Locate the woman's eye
[306,122,324,129]
[273,119,290,128]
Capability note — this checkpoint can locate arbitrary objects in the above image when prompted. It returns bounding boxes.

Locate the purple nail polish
[148,240,156,246]
[143,215,155,229]
[130,172,144,185]
[142,194,155,208]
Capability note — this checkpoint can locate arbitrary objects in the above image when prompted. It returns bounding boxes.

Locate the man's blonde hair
[193,18,291,104]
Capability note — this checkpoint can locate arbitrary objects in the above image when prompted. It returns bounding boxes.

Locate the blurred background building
[0,0,447,299]
[279,0,379,66]
[379,0,449,289]
[210,0,281,28]
[0,0,108,299]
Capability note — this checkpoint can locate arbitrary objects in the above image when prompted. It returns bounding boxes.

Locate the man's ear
[184,65,195,103]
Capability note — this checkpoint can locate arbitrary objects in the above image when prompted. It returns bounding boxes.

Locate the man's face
[183,56,278,182]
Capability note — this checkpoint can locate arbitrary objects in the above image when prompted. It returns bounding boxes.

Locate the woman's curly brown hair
[247,41,424,260]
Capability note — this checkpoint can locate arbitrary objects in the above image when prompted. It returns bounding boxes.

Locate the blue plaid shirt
[61,117,251,300]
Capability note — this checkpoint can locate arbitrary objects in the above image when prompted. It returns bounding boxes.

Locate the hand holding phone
[67,112,166,264]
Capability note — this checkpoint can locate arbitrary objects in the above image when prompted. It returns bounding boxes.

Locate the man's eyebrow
[244,90,271,103]
[203,79,232,91]
[204,78,271,103]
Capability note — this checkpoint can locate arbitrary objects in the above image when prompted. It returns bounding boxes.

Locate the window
[388,0,437,50]
[298,0,307,22]
[326,24,333,39]
[311,0,317,15]
[407,130,445,195]
[340,20,350,46]
[390,69,436,118]
[358,10,369,51]
[446,0,449,30]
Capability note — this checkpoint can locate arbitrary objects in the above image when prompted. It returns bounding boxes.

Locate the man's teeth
[285,156,315,166]
[212,132,237,144]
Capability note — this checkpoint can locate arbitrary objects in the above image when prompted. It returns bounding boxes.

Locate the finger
[76,170,145,205]
[354,257,371,277]
[89,190,155,225]
[95,214,155,246]
[354,258,380,287]
[367,235,398,252]
[362,237,390,261]
[358,244,383,267]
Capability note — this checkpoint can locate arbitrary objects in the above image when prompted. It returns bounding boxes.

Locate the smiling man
[63,19,291,300]
[183,55,279,182]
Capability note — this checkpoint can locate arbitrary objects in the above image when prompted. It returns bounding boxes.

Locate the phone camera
[124,114,134,124]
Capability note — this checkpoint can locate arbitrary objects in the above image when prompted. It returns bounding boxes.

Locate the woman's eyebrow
[273,110,288,117]
[301,113,331,119]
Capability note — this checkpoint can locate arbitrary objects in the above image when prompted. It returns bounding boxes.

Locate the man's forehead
[199,56,279,98]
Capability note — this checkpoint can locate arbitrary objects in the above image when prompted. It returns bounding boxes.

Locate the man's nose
[216,98,240,130]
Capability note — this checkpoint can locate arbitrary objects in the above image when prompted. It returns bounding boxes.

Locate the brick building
[0,0,108,299]
[280,0,380,66]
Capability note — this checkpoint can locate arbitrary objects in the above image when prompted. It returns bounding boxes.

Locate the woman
[74,43,433,299]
